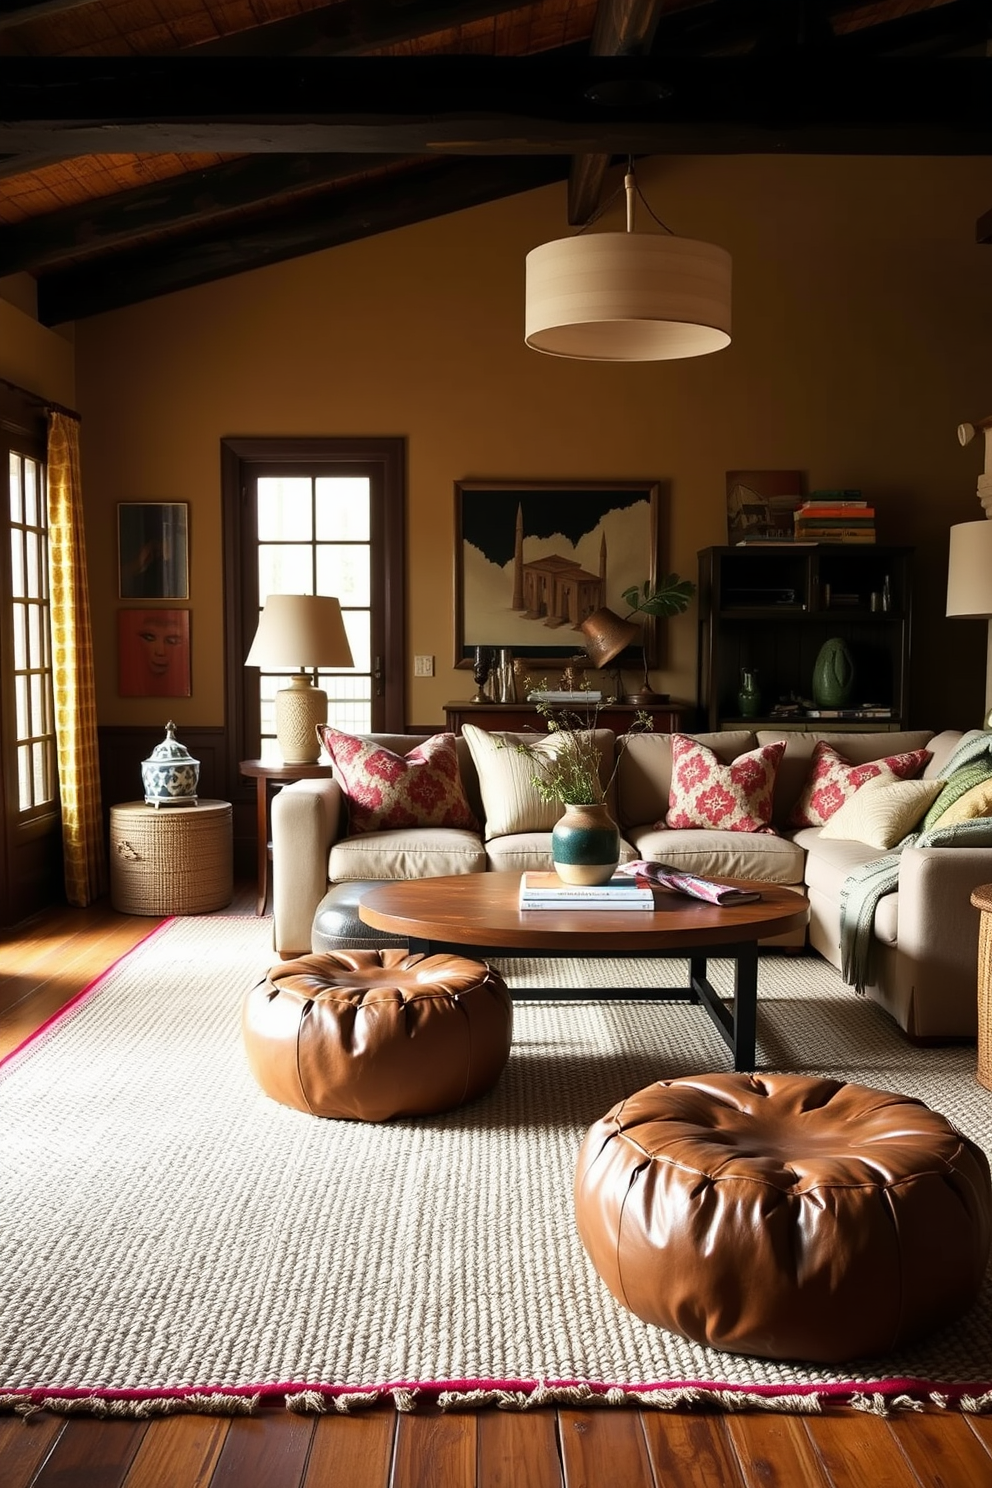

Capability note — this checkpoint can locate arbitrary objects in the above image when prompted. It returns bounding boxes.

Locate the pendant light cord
[577,156,675,237]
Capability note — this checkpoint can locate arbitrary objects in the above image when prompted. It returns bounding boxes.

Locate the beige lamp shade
[245,594,354,764]
[525,232,732,362]
[580,607,641,667]
[947,521,992,618]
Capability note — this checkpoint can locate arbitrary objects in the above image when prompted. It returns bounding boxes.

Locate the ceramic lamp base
[275,675,327,764]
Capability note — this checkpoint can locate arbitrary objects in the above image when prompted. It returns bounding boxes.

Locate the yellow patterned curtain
[47,411,107,905]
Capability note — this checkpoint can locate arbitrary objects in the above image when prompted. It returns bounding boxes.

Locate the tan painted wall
[0,293,75,409]
[71,153,992,732]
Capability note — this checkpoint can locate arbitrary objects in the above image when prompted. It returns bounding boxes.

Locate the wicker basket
[110,800,233,916]
[971,884,992,1093]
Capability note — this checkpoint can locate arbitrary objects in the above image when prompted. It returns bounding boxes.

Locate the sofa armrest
[271,777,344,957]
[893,844,992,1034]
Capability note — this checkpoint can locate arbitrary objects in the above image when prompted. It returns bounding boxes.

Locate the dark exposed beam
[35,154,570,325]
[568,0,666,227]
[2,57,991,157]
[185,0,537,58]
[0,153,407,274]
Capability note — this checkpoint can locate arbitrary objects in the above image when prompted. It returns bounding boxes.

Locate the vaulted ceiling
[1,0,989,325]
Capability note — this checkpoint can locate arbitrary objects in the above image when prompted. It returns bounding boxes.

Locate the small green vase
[551,802,621,886]
[737,669,762,718]
[812,638,856,707]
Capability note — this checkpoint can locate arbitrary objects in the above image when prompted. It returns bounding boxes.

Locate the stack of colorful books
[518,872,655,911]
[793,493,875,544]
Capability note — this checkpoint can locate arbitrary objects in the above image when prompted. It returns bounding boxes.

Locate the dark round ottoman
[574,1072,992,1363]
[243,948,513,1122]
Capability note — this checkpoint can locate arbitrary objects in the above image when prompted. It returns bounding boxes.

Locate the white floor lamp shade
[946,519,992,726]
[245,594,354,764]
[525,232,732,362]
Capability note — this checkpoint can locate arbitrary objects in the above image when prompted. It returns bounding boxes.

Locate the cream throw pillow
[935,777,992,829]
[461,724,565,836]
[819,775,945,850]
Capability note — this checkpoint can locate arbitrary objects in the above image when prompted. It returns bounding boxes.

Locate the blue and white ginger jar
[141,720,200,807]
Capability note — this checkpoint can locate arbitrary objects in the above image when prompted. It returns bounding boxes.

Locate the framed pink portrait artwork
[118,608,191,698]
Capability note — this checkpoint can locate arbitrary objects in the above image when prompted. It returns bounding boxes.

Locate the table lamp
[948,416,992,728]
[579,607,640,700]
[245,594,354,763]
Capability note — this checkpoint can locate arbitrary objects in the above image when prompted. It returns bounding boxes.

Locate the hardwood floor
[2,887,991,1488]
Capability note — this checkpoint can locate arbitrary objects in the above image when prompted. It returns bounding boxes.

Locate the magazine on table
[615,860,763,906]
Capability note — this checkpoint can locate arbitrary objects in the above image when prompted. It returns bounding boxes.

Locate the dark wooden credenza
[443,700,694,735]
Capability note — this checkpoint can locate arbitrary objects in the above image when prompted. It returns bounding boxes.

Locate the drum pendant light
[525,166,732,362]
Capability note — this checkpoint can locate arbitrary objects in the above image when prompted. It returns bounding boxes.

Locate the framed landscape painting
[454,480,660,667]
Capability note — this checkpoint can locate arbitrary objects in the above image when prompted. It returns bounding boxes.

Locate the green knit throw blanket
[838,732,992,994]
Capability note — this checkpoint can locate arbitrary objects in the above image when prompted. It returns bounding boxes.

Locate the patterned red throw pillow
[665,735,786,833]
[317,728,478,834]
[787,740,932,829]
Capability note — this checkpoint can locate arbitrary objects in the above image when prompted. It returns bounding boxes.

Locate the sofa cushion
[318,728,478,834]
[616,731,757,831]
[484,832,638,875]
[665,735,786,833]
[462,724,617,838]
[800,830,900,946]
[935,776,992,828]
[627,825,805,885]
[920,758,992,832]
[787,740,932,829]
[756,730,935,829]
[328,827,487,882]
[819,776,944,850]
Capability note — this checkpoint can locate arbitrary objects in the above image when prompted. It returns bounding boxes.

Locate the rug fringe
[4,1383,992,1419]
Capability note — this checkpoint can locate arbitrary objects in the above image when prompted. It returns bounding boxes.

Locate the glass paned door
[8,451,56,813]
[255,474,373,762]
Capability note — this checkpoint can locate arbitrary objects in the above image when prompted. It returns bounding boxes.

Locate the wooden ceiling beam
[35,155,570,325]
[0,153,407,275]
[0,0,103,32]
[2,56,991,157]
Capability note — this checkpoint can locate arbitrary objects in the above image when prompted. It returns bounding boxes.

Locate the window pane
[12,604,26,668]
[31,673,43,734]
[257,478,313,540]
[342,610,370,673]
[10,529,24,595]
[315,478,370,541]
[18,745,31,810]
[15,675,27,738]
[316,545,370,607]
[25,531,40,598]
[24,459,38,527]
[28,603,41,663]
[258,544,313,598]
[32,742,47,804]
[9,451,22,523]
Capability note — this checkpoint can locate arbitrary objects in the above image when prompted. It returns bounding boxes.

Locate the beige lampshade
[947,520,992,618]
[580,607,641,667]
[245,594,354,764]
[525,232,732,362]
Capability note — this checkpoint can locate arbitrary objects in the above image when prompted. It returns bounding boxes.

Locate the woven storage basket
[110,800,233,915]
[972,884,992,1093]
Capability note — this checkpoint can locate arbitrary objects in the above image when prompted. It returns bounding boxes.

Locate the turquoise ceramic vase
[812,638,856,707]
[551,802,621,886]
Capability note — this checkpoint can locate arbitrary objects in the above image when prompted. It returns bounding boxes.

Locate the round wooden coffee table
[360,871,809,1071]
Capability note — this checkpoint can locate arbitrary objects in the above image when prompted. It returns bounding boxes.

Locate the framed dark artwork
[454,480,660,667]
[118,502,189,599]
[726,470,805,545]
[118,608,191,698]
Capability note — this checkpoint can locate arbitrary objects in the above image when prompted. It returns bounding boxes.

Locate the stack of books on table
[518,872,655,911]
[526,691,603,704]
[793,494,875,544]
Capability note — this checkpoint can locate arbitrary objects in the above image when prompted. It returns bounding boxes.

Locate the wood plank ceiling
[0,0,989,324]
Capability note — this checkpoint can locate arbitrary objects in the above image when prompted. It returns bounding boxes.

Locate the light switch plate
[414,654,434,677]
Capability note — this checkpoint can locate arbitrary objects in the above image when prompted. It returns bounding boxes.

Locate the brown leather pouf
[574,1072,992,1364]
[243,948,513,1122]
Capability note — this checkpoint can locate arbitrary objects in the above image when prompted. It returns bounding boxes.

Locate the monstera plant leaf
[621,574,696,618]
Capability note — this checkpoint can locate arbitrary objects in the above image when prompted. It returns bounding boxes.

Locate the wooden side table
[109,800,233,916]
[240,760,335,916]
[970,883,992,1092]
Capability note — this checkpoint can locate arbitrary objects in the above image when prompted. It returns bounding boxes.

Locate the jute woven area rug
[1,913,990,1418]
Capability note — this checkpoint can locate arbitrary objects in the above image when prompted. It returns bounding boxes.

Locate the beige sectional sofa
[270,725,988,1041]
